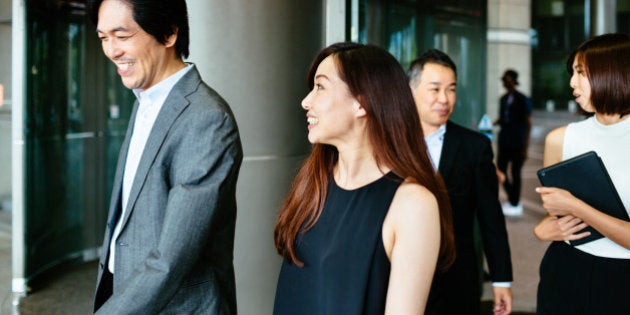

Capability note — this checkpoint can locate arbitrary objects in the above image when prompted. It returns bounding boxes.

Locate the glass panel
[24,0,132,278]
[535,16,566,51]
[358,1,487,129]
[566,0,586,50]
[531,0,585,109]
[532,57,570,110]
[358,0,385,45]
[430,17,486,129]
[617,1,630,34]
[387,6,417,69]
[67,23,85,133]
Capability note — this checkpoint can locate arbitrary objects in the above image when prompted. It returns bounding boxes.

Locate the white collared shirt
[424,124,446,171]
[108,64,193,273]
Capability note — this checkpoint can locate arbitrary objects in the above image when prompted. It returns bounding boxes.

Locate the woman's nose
[301,91,313,110]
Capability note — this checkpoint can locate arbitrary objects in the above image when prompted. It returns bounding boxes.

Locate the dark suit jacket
[94,65,243,314]
[498,90,531,149]
[426,121,512,315]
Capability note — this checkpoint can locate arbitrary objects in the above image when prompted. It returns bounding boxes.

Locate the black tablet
[537,151,629,246]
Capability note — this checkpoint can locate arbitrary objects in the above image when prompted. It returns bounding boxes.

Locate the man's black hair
[87,0,190,59]
[407,49,458,87]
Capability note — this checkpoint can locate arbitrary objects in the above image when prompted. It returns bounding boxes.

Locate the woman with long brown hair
[273,42,454,314]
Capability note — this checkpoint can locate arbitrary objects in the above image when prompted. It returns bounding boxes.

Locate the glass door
[24,0,133,279]
[358,0,487,129]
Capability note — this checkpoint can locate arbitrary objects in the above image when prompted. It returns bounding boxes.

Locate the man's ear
[165,27,178,48]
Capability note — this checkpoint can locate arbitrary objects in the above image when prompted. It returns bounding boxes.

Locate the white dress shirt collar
[424,123,447,171]
[132,63,193,105]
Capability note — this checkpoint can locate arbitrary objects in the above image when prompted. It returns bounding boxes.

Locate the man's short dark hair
[502,69,519,85]
[407,49,458,88]
[87,0,190,59]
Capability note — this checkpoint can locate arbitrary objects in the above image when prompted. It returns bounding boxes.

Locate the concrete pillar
[11,0,26,296]
[487,0,532,121]
[187,1,323,314]
[590,0,617,35]
[326,0,345,44]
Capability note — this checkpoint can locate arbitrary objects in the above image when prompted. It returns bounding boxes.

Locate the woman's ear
[354,96,367,117]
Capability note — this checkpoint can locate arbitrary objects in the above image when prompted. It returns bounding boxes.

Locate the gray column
[187,1,323,314]
[11,0,26,296]
[590,0,617,35]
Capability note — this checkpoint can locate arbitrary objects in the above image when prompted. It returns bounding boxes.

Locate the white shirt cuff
[492,282,511,288]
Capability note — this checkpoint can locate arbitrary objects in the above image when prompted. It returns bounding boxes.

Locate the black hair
[87,0,190,59]
[407,49,458,88]
[502,69,519,85]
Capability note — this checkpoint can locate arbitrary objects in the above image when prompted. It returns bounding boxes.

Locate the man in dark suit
[496,69,532,217]
[408,50,513,315]
[88,0,242,313]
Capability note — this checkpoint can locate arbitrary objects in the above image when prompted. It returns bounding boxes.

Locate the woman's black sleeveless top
[274,173,402,315]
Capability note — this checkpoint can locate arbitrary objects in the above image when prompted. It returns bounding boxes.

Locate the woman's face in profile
[569,56,594,113]
[300,55,361,145]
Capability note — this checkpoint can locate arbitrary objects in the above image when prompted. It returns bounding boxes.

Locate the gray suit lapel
[107,103,138,231]
[118,66,202,231]
[98,102,138,274]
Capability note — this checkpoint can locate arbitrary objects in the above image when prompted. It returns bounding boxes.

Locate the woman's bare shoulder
[382,179,440,258]
[545,126,567,147]
[387,179,439,221]
[396,180,436,203]
[544,126,566,166]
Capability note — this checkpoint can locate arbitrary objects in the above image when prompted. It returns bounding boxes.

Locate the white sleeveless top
[563,115,630,258]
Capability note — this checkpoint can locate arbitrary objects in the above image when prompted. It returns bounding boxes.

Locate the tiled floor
[0,210,12,315]
[17,261,96,315]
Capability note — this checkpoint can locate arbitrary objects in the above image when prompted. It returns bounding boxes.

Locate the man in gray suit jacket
[88,0,243,313]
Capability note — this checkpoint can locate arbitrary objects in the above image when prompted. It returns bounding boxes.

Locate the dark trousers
[425,259,481,315]
[93,267,113,312]
[497,146,524,205]
[537,241,630,315]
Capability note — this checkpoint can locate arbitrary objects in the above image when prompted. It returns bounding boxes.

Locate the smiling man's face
[96,0,175,90]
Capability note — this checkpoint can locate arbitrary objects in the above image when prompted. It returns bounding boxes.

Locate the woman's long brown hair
[274,42,455,270]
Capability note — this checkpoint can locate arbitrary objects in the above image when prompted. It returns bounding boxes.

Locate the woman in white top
[534,33,630,315]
